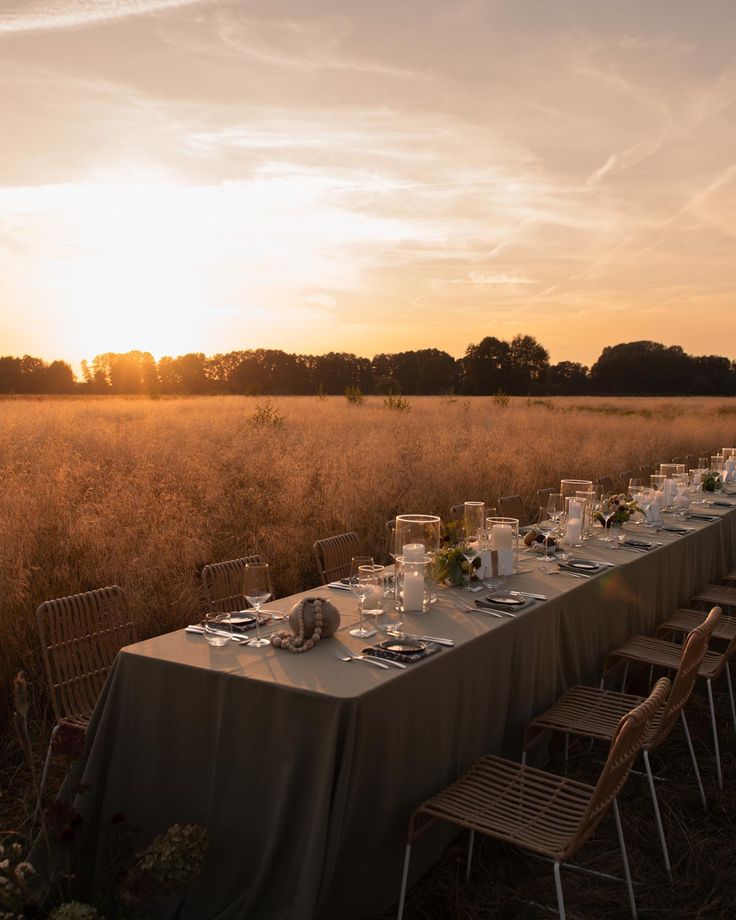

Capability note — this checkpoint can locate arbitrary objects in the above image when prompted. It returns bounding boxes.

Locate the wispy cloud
[0,0,205,34]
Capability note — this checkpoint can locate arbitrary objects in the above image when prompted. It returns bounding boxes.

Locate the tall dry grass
[1,394,735,722]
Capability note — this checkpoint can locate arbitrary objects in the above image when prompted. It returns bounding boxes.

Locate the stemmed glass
[541,494,564,559]
[596,493,616,542]
[243,562,273,647]
[349,559,378,638]
[460,527,481,587]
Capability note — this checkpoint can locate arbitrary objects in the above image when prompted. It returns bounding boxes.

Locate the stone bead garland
[271,598,325,654]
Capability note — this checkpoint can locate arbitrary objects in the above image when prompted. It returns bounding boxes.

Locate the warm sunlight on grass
[1,393,734,721]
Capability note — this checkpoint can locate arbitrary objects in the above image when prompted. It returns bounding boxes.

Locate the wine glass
[546,493,564,528]
[243,562,273,647]
[596,493,616,542]
[349,559,378,638]
[460,527,481,587]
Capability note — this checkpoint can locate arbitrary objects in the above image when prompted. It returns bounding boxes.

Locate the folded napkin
[687,513,719,522]
[362,642,441,664]
[660,525,694,535]
[709,501,734,508]
[328,579,355,591]
[475,595,534,613]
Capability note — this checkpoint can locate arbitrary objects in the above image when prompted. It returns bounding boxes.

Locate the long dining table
[73,498,736,920]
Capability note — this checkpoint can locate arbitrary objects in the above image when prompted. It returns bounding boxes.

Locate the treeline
[1,337,734,397]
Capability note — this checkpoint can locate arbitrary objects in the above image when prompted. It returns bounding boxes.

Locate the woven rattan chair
[597,475,615,494]
[36,585,136,801]
[602,609,735,789]
[497,494,525,523]
[619,471,632,492]
[313,532,361,584]
[690,583,736,610]
[201,555,264,613]
[657,607,736,644]
[396,678,670,920]
[523,608,721,876]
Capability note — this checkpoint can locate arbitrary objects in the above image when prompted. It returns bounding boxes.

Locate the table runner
[73,505,736,919]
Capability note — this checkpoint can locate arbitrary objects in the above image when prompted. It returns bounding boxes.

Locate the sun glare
[14,166,415,361]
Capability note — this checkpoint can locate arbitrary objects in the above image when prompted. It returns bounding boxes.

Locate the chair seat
[609,635,725,680]
[529,685,664,750]
[691,584,736,608]
[658,608,736,643]
[418,754,594,860]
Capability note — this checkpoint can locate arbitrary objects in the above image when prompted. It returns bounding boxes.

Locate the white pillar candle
[664,478,676,506]
[402,568,425,612]
[565,517,582,544]
[491,524,513,550]
[363,585,383,611]
[567,499,583,520]
[403,543,425,561]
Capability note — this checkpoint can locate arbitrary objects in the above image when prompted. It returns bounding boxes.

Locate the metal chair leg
[725,662,736,734]
[397,844,412,920]
[465,830,475,883]
[706,679,723,789]
[681,711,707,811]
[621,661,630,693]
[553,861,566,920]
[563,733,569,771]
[643,751,672,877]
[613,798,638,919]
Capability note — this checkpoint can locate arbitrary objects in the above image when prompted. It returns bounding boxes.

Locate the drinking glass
[460,531,480,587]
[698,457,709,470]
[349,561,380,638]
[243,562,273,648]
[596,494,616,542]
[547,493,564,528]
[464,502,485,539]
[627,477,643,495]
[204,612,232,647]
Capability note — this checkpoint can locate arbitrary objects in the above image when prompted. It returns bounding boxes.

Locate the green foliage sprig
[344,386,365,405]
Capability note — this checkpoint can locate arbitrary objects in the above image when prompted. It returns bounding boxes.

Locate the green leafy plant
[383,395,410,412]
[702,472,720,492]
[249,399,284,427]
[344,386,365,405]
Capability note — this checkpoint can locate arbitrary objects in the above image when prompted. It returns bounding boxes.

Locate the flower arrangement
[701,472,720,492]
[594,494,640,527]
[2,673,208,919]
[434,519,481,586]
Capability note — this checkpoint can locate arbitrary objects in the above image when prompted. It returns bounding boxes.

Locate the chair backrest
[618,471,632,492]
[566,676,671,858]
[313,532,361,584]
[36,585,136,725]
[201,555,264,613]
[647,606,722,750]
[497,495,525,523]
[448,504,464,522]
[596,476,614,494]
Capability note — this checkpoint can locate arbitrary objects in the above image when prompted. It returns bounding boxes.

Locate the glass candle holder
[660,463,685,477]
[574,489,595,538]
[395,514,441,557]
[395,554,432,614]
[464,502,485,538]
[564,497,585,545]
[486,516,519,576]
[560,479,594,502]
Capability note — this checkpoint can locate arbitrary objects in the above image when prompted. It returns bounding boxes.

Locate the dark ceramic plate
[378,638,426,655]
[484,592,526,607]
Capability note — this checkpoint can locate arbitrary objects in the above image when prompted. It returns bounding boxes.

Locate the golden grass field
[1,394,735,724]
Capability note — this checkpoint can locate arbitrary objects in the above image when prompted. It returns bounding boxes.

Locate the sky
[1,0,735,369]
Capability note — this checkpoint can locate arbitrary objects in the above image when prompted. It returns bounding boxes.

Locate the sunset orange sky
[1,0,735,368]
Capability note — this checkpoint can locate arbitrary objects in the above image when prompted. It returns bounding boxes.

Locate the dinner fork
[333,650,391,670]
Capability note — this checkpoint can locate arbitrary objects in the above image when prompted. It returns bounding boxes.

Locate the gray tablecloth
[74,503,736,920]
